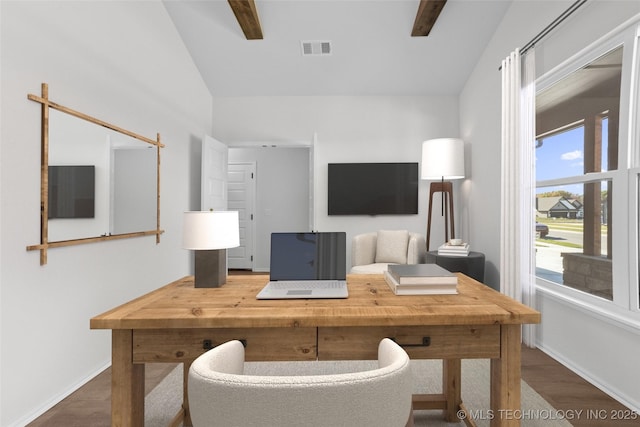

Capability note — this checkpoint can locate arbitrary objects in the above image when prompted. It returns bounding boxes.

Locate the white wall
[0,1,211,425]
[459,1,573,288]
[460,0,640,412]
[213,96,460,266]
[536,288,640,411]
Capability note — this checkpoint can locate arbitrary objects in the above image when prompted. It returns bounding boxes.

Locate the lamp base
[426,181,455,251]
[194,249,227,288]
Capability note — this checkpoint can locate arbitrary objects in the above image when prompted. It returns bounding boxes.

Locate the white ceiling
[163,0,512,97]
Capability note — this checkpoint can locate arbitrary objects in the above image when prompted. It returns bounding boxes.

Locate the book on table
[437,251,469,257]
[437,242,470,257]
[384,270,458,295]
[387,263,458,285]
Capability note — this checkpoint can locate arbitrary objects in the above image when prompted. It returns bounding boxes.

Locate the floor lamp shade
[183,211,240,288]
[421,138,465,250]
[421,138,465,180]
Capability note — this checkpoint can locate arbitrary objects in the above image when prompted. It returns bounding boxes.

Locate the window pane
[536,46,622,178]
[536,127,585,181]
[536,182,612,300]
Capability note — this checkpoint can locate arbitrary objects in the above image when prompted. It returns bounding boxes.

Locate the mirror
[27,83,164,264]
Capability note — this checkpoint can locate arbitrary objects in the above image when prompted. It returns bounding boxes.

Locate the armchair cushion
[375,230,409,264]
[351,231,426,274]
[351,262,395,274]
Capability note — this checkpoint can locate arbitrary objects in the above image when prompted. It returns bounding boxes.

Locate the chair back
[351,231,426,274]
[188,338,413,427]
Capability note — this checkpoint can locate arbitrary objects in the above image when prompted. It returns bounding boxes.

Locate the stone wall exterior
[562,252,612,300]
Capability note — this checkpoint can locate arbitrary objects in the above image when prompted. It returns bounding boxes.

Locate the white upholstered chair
[188,338,415,427]
[350,230,426,274]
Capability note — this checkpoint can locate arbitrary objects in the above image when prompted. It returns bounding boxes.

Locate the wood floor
[520,346,639,426]
[27,346,638,426]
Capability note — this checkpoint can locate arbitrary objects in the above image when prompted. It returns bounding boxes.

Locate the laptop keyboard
[270,280,344,290]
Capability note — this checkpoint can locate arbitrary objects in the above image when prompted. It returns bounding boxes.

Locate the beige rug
[145,359,572,427]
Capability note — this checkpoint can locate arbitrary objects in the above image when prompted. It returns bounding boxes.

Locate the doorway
[228,146,312,272]
[228,162,256,269]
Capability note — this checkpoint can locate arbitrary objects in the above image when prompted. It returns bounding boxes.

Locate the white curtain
[500,49,537,347]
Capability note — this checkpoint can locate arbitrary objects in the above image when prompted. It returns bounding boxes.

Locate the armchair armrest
[351,232,377,267]
[407,233,426,264]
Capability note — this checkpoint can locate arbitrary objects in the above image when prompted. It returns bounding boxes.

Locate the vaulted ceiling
[163,0,512,97]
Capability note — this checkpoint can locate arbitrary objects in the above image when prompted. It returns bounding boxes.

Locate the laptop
[256,232,348,299]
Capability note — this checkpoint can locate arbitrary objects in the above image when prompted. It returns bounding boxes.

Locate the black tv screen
[48,165,95,219]
[328,163,418,215]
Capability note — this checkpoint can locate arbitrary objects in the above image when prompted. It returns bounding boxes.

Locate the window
[535,47,621,301]
[536,180,612,298]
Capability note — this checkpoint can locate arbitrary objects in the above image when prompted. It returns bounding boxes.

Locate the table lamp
[421,138,465,251]
[182,211,240,288]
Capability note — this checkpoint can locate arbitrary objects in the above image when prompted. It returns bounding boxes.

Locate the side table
[426,251,485,283]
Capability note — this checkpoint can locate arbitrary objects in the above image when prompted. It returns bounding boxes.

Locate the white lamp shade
[421,138,465,180]
[182,211,240,250]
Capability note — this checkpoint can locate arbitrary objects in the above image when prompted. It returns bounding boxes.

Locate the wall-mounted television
[328,162,418,215]
[48,165,95,219]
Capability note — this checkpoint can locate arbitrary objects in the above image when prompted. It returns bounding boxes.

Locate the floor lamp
[183,211,240,288]
[421,138,465,251]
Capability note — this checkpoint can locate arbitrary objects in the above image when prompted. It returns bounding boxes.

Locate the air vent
[301,40,332,56]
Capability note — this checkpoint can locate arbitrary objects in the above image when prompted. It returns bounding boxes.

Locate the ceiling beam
[411,0,447,37]
[228,0,263,40]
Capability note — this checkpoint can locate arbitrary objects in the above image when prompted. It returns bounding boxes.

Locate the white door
[227,162,255,269]
[201,135,228,211]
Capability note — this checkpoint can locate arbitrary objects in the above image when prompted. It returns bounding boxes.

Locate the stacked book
[437,242,470,257]
[384,264,458,295]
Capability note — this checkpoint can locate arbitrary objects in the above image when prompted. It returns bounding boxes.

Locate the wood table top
[90,273,540,330]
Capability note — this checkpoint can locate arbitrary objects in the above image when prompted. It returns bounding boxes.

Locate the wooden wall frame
[26,83,165,265]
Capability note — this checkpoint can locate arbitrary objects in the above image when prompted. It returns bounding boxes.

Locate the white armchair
[350,230,426,274]
[188,338,414,427]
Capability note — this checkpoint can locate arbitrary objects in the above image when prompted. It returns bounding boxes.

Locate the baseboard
[8,361,111,427]
[536,343,640,413]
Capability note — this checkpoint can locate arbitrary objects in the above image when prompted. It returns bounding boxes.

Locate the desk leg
[490,324,522,427]
[443,359,462,422]
[112,330,145,427]
[183,361,194,427]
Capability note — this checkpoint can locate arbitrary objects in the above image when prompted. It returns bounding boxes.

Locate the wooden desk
[91,274,540,427]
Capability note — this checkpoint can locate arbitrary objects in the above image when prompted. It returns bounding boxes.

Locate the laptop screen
[269,232,347,281]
